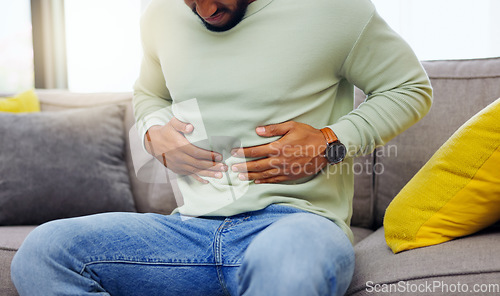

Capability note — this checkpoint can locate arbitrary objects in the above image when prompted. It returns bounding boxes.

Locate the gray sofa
[1,57,499,295]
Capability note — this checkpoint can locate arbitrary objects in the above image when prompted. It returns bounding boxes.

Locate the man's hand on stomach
[145,117,227,184]
[231,121,328,184]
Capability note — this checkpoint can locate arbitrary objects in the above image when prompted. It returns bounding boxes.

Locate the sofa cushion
[0,226,35,250]
[347,226,500,296]
[351,226,374,245]
[0,105,136,225]
[0,90,40,113]
[0,226,35,296]
[35,89,179,216]
[384,98,500,253]
[373,57,500,227]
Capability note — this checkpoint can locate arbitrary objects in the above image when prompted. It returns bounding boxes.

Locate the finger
[254,175,290,184]
[169,117,194,134]
[196,169,225,179]
[231,122,298,158]
[176,154,227,173]
[155,131,221,162]
[182,143,223,162]
[190,174,209,184]
[232,158,283,173]
[231,144,281,159]
[238,167,281,181]
[157,151,219,173]
[255,121,295,137]
[192,162,228,175]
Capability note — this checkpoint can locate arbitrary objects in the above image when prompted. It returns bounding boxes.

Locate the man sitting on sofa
[11,0,432,295]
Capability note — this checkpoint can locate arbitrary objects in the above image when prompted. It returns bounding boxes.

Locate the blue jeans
[11,204,354,295]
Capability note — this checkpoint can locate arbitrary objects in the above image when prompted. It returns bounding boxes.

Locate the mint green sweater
[133,0,432,242]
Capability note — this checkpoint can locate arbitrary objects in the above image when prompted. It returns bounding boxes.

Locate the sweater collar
[245,0,274,19]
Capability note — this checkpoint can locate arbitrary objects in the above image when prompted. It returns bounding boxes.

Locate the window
[0,0,34,93]
[64,0,144,92]
[372,0,500,60]
[1,0,499,94]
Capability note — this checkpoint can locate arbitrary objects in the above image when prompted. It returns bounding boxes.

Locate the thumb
[256,121,293,137]
[170,117,194,134]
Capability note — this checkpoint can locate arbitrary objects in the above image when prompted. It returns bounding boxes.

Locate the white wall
[372,0,500,60]
[2,0,499,93]
[64,0,143,92]
[0,0,33,93]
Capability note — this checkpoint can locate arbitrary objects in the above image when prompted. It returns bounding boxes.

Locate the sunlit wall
[64,0,143,92]
[0,0,499,93]
[0,0,33,93]
[373,0,500,60]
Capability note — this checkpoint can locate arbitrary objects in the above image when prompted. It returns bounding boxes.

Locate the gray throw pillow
[0,105,136,225]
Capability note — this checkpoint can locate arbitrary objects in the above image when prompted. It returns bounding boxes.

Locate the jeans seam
[214,219,232,296]
[216,266,231,296]
[79,260,219,275]
[223,216,251,228]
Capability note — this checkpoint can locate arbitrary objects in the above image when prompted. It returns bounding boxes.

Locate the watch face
[326,142,346,164]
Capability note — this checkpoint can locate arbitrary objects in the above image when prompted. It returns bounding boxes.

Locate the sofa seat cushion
[0,226,35,251]
[0,226,36,296]
[347,226,500,296]
[351,226,374,245]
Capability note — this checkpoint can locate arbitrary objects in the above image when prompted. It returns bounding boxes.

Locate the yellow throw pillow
[0,89,40,113]
[384,98,500,253]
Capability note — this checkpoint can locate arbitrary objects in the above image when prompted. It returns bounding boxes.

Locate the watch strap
[320,127,338,144]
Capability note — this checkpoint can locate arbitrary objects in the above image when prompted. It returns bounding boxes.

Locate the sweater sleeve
[330,10,433,158]
[132,12,174,151]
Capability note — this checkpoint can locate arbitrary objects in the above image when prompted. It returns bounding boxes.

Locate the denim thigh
[11,204,353,296]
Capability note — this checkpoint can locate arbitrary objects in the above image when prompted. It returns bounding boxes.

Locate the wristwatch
[320,127,346,164]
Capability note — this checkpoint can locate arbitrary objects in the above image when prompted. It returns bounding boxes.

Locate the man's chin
[201,19,241,32]
[197,0,248,32]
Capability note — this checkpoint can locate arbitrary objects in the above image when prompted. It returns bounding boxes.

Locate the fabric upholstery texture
[373,57,500,227]
[0,90,40,113]
[384,98,500,253]
[35,90,178,215]
[0,105,135,225]
[351,226,374,245]
[346,226,500,296]
[350,87,375,229]
[0,249,17,295]
[0,226,35,296]
[350,153,375,228]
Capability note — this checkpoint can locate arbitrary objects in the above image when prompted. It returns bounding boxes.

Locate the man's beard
[195,0,249,32]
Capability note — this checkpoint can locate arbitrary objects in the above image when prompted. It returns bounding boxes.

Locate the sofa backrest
[362,57,500,229]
